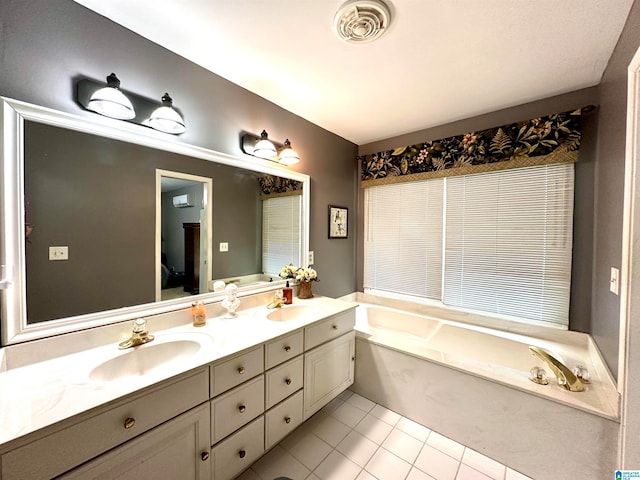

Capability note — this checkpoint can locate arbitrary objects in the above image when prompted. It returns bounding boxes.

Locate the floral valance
[360,109,583,187]
[259,175,303,199]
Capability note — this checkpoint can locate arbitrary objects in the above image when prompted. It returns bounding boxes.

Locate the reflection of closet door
[183,223,200,294]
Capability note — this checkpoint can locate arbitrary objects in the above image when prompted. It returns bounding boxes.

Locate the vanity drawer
[211,345,263,397]
[305,309,356,350]
[212,416,265,480]
[211,375,265,444]
[265,390,303,450]
[1,368,209,480]
[265,330,304,369]
[265,355,303,409]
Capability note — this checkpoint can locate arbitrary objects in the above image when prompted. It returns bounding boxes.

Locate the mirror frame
[0,97,310,345]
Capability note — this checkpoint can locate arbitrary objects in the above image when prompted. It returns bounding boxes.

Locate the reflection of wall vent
[172,194,192,208]
[333,0,391,44]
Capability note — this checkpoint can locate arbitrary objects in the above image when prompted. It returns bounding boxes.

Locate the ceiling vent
[333,0,391,44]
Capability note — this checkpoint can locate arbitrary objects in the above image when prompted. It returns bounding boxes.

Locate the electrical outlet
[308,251,314,265]
[219,242,229,252]
[610,267,620,295]
[49,246,69,261]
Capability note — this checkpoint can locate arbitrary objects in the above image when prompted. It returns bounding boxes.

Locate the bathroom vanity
[0,297,356,480]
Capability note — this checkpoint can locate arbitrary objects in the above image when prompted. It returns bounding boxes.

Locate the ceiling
[73,0,634,145]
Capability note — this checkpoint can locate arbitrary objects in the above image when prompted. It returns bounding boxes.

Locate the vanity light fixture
[147,93,186,134]
[277,139,300,165]
[253,130,278,160]
[86,73,136,120]
[241,130,301,165]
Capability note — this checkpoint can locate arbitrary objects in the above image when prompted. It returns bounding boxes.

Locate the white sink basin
[90,337,203,382]
[266,305,315,322]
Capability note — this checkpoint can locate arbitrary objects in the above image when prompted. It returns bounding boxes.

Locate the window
[262,195,302,275]
[364,163,574,328]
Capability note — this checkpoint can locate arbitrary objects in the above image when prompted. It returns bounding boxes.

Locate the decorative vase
[298,281,313,299]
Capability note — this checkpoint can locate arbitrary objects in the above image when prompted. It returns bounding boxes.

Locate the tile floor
[236,390,533,480]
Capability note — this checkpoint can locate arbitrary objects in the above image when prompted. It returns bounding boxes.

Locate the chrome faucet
[118,318,155,349]
[529,346,584,392]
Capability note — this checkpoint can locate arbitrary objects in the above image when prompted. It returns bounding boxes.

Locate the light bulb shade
[87,73,135,120]
[148,93,186,134]
[278,139,300,165]
[253,130,277,159]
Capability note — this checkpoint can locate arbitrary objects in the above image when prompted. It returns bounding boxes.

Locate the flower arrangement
[296,266,318,283]
[279,264,319,282]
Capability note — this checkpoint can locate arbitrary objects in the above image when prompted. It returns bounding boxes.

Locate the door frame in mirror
[0,97,310,346]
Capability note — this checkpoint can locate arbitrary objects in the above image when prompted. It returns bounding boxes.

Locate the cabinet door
[303,331,355,419]
[60,404,211,480]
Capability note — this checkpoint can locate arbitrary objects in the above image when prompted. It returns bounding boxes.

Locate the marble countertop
[0,295,356,450]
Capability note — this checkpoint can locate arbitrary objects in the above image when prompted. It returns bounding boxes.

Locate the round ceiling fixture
[333,0,392,44]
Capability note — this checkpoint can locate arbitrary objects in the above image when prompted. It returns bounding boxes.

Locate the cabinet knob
[238,449,246,459]
[285,378,292,385]
[285,416,291,424]
[332,324,338,330]
[284,345,291,352]
[123,417,136,429]
[238,366,246,374]
[201,451,210,462]
[238,404,246,413]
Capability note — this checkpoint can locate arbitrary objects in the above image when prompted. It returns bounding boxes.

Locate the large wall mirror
[0,97,309,345]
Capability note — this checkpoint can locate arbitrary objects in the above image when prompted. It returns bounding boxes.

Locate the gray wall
[0,0,358,305]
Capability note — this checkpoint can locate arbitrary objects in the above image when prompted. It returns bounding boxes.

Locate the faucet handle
[132,318,147,333]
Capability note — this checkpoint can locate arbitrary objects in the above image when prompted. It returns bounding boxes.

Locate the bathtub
[344,292,620,480]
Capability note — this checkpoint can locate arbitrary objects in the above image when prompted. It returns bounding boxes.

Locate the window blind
[444,163,574,326]
[262,195,302,276]
[364,179,444,299]
[363,163,574,328]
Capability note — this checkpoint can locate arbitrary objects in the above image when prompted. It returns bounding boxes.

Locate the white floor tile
[396,417,431,442]
[338,389,354,401]
[314,450,362,480]
[355,413,394,444]
[414,445,461,480]
[456,464,493,480]
[251,445,310,480]
[369,404,402,426]
[332,401,368,428]
[322,397,345,415]
[282,430,333,470]
[506,468,533,480]
[311,414,352,447]
[462,448,506,480]
[356,470,378,480]
[407,467,438,480]
[235,468,260,480]
[345,392,376,412]
[382,428,424,464]
[427,431,465,461]
[337,430,379,467]
[365,447,412,480]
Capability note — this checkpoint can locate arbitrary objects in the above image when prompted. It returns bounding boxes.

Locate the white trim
[0,97,310,345]
[618,44,640,468]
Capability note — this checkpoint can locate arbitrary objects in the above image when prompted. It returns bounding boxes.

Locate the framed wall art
[328,205,348,239]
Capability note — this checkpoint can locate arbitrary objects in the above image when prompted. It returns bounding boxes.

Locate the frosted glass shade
[278,139,300,165]
[148,105,186,134]
[253,130,277,159]
[87,86,135,120]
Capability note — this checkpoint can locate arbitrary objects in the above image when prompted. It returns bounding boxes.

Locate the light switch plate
[610,267,620,295]
[49,246,69,261]
[219,242,229,252]
[308,251,314,265]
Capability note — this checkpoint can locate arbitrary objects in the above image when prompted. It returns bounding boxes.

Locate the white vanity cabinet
[303,311,356,419]
[59,403,211,480]
[0,368,210,480]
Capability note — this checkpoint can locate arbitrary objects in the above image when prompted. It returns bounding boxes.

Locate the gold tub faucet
[118,318,155,349]
[529,346,584,392]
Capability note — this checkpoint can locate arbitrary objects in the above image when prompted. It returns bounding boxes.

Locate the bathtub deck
[239,390,531,480]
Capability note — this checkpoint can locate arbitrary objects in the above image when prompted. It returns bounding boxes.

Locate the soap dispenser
[191,300,206,327]
[283,281,293,305]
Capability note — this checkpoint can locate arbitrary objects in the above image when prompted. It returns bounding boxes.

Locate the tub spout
[529,346,584,392]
